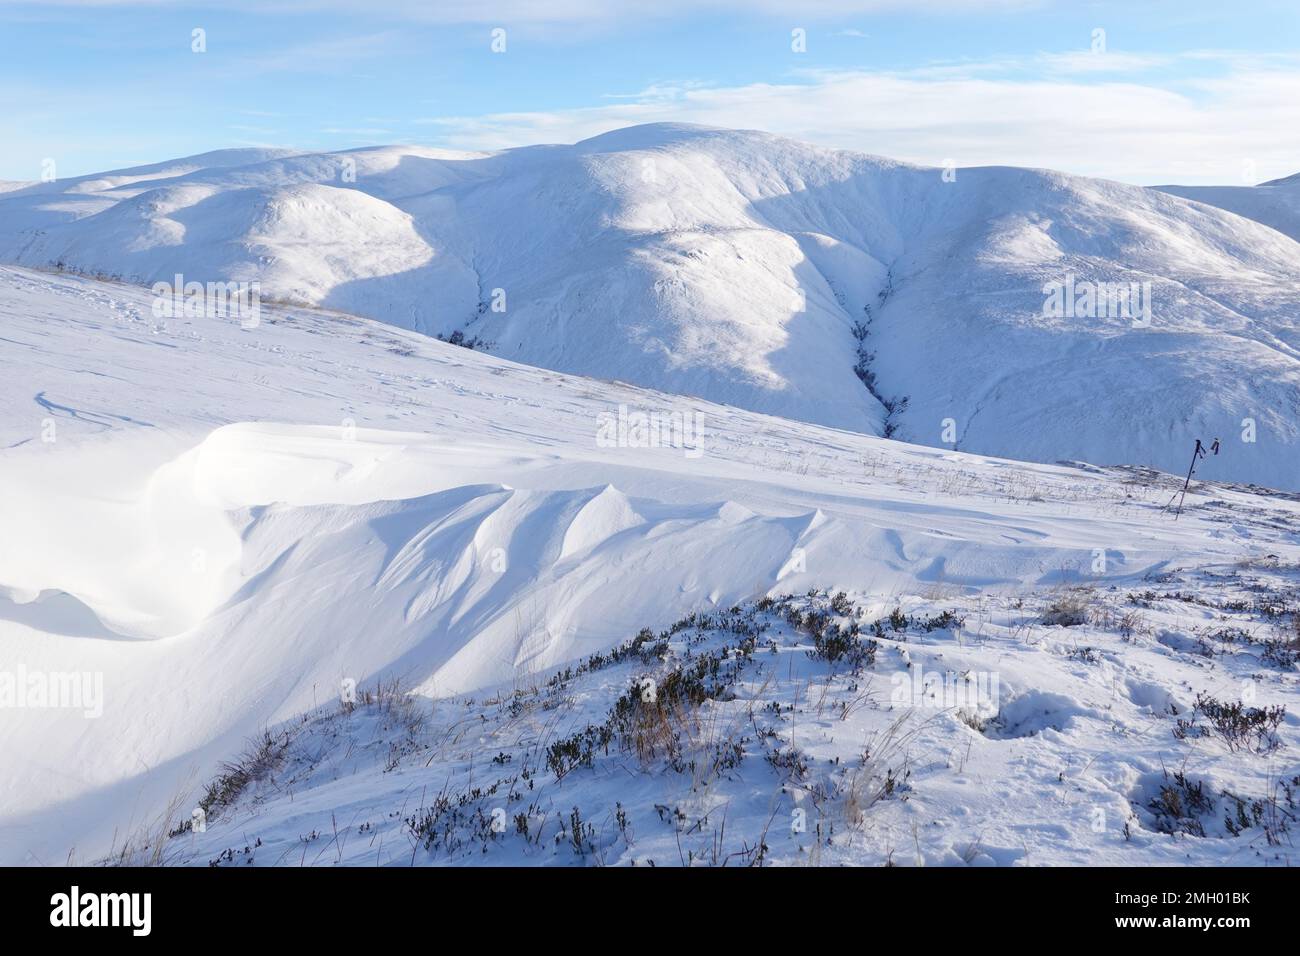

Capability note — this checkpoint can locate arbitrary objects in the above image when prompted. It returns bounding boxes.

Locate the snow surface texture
[1,266,1298,866]
[2,125,1299,488]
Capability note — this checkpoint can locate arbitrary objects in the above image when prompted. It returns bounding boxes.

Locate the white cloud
[1034,51,1175,74]
[421,56,1300,185]
[319,127,393,137]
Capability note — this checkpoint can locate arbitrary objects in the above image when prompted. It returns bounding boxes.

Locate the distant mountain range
[3,124,1298,487]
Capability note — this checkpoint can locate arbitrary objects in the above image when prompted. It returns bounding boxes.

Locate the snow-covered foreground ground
[1,265,1298,866]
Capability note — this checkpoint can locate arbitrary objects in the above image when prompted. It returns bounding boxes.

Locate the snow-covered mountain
[1155,172,1300,245]
[3,265,1299,867]
[3,124,1298,489]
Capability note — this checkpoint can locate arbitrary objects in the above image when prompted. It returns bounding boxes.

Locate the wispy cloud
[422,52,1300,184]
[319,127,393,137]
[211,30,405,77]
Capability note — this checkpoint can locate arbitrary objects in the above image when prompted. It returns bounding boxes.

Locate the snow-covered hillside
[3,125,1298,488]
[1156,172,1300,245]
[1,266,1297,866]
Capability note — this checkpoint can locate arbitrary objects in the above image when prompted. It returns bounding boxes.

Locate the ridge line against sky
[1,0,1297,184]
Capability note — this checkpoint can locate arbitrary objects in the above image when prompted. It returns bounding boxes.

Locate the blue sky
[2,0,1297,184]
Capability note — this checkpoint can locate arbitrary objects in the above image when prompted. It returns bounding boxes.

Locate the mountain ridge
[3,123,1298,488]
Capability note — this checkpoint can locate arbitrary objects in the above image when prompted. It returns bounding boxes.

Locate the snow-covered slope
[3,125,1299,488]
[1155,172,1300,245]
[173,580,1300,868]
[1,267,1298,867]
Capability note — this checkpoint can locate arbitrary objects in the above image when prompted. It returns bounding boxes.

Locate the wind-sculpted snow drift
[3,125,1299,488]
